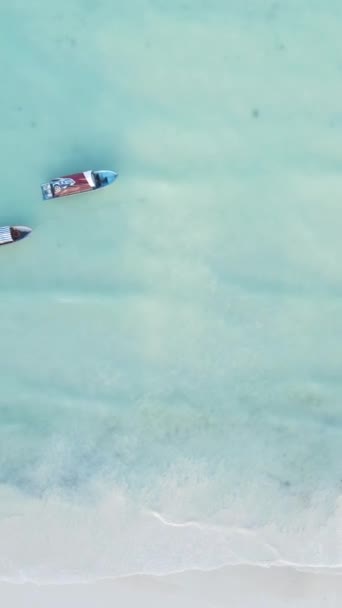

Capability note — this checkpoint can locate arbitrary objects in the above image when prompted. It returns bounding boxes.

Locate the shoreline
[1,564,342,607]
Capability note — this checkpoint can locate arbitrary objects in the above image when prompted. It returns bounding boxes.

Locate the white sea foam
[0,480,341,583]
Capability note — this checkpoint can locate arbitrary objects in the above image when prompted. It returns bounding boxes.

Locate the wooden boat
[41,170,118,200]
[0,226,32,246]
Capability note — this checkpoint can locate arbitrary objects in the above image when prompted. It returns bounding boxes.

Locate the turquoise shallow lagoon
[0,0,342,581]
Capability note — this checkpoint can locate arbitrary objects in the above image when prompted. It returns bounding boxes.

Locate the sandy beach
[2,565,342,608]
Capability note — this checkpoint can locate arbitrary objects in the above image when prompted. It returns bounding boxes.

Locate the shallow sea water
[0,0,342,581]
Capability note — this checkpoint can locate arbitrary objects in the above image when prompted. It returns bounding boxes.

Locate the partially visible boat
[0,226,32,246]
[41,169,118,200]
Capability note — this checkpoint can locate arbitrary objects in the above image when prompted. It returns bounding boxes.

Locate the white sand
[1,566,342,608]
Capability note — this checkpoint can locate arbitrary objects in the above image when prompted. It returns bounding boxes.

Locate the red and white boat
[41,169,118,200]
[0,225,32,246]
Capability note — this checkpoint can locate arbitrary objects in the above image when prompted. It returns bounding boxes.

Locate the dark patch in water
[267,472,291,489]
[267,2,279,20]
[252,108,260,119]
[55,36,77,48]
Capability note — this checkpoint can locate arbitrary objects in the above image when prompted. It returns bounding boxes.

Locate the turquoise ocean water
[1,0,342,581]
